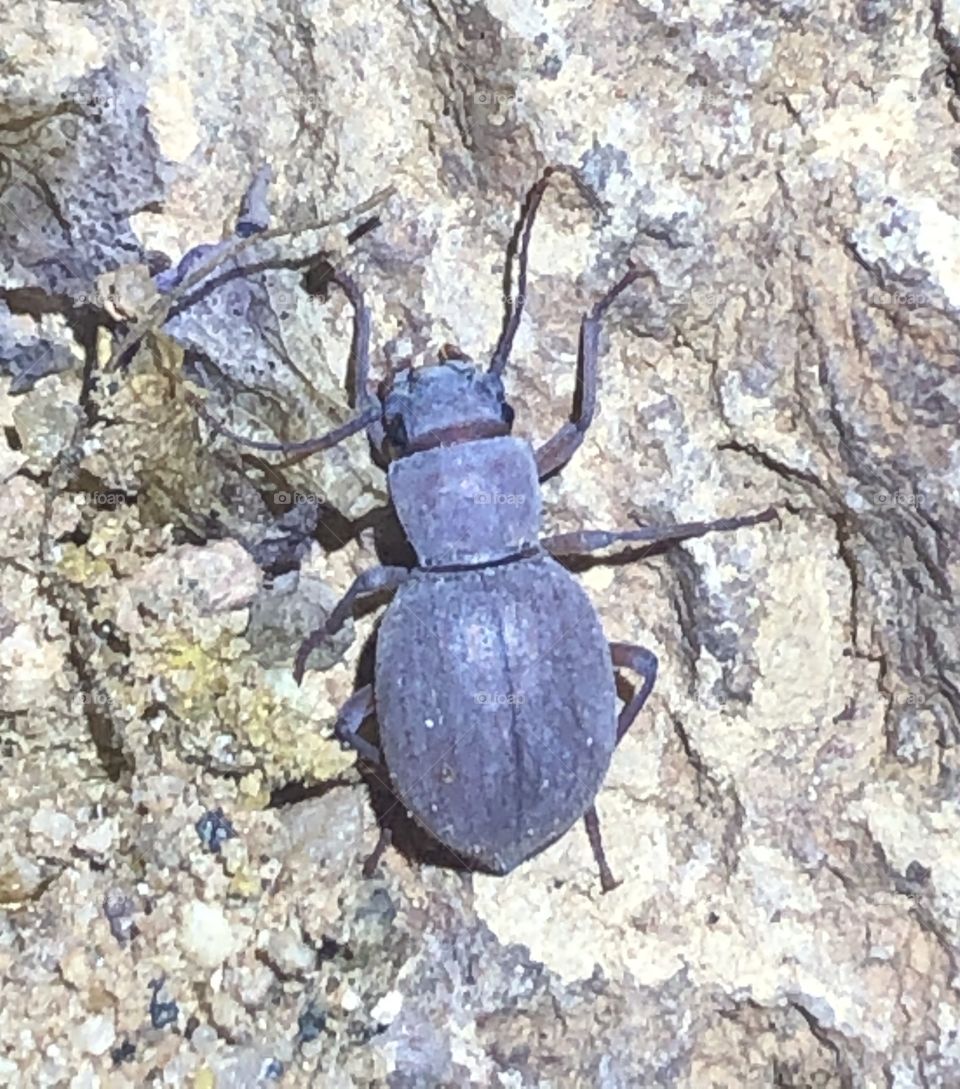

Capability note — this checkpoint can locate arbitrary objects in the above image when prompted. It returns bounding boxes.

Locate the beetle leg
[324,565,411,637]
[259,268,387,467]
[294,565,410,683]
[332,688,397,876]
[582,643,658,894]
[192,396,379,461]
[332,684,384,766]
[584,805,620,893]
[540,506,779,560]
[361,825,393,878]
[610,642,659,741]
[190,267,387,467]
[535,263,656,480]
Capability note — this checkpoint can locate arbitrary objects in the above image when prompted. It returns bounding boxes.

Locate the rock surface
[1,1,959,1087]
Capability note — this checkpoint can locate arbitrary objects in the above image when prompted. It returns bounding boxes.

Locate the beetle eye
[501,403,515,427]
[386,414,408,450]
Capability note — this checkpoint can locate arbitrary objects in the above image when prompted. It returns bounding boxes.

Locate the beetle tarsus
[293,628,325,686]
[361,826,393,878]
[584,805,620,893]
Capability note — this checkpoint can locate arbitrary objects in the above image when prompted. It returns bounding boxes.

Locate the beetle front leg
[535,264,655,480]
[541,506,778,560]
[294,565,410,683]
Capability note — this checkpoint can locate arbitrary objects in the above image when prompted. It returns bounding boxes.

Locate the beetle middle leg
[294,564,410,683]
[540,506,779,560]
[584,642,659,893]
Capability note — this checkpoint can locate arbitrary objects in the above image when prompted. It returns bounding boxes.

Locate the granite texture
[1,1,959,1086]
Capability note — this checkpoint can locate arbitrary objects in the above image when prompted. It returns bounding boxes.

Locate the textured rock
[1,1,960,1087]
[178,900,245,969]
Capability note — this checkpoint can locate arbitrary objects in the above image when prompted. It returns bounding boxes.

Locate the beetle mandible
[217,166,777,890]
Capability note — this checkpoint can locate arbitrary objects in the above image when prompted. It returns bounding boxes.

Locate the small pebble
[103,889,137,944]
[76,818,116,855]
[111,1039,136,1065]
[297,1002,326,1043]
[194,1066,215,1089]
[28,808,76,847]
[264,928,315,978]
[149,978,179,1029]
[369,989,404,1025]
[195,807,237,854]
[179,900,241,968]
[71,1012,116,1056]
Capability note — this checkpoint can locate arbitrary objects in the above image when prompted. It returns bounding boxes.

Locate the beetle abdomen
[374,553,617,874]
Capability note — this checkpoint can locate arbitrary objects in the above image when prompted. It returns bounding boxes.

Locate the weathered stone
[2,0,960,1086]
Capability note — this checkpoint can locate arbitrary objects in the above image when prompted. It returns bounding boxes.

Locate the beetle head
[378,350,514,458]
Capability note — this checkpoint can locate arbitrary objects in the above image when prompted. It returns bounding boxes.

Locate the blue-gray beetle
[213,167,776,889]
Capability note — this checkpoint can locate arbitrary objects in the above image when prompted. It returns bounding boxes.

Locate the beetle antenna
[191,394,380,467]
[194,264,381,466]
[489,165,606,377]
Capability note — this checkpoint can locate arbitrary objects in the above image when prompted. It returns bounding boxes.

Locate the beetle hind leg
[540,507,778,561]
[583,642,659,893]
[584,805,620,893]
[329,686,401,879]
[361,825,393,878]
[611,642,658,741]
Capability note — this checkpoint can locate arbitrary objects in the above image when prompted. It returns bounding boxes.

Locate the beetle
[210,166,777,889]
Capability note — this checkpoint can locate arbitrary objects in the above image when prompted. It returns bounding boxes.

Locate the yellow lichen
[215,679,352,782]
[56,544,115,586]
[193,1068,215,1089]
